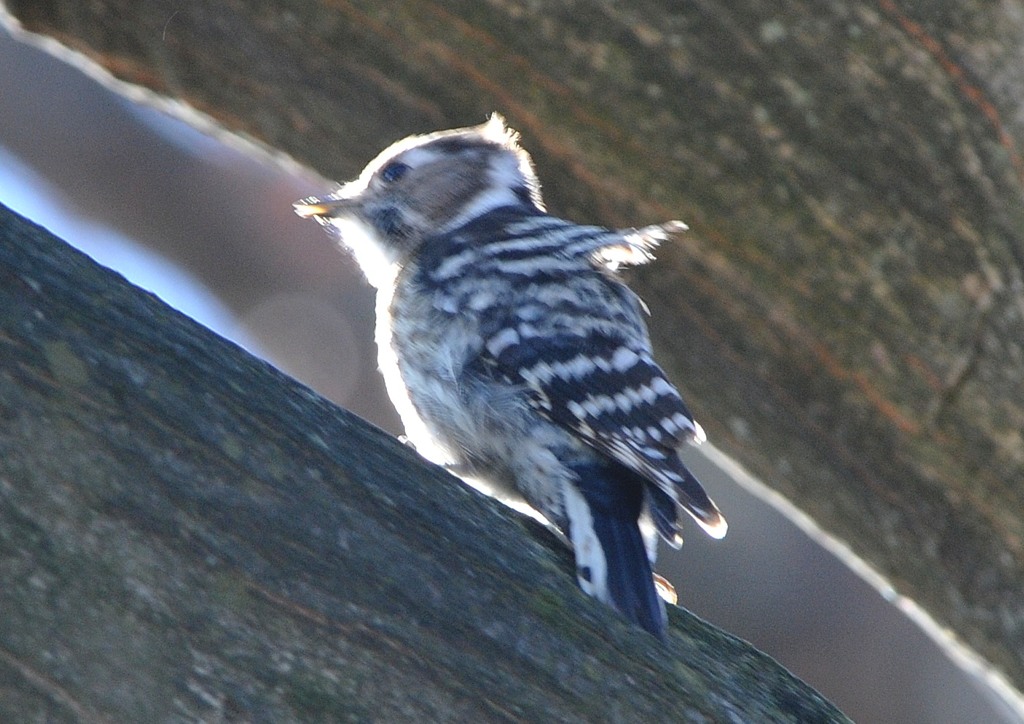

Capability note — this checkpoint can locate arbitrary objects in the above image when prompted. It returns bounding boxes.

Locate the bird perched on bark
[295,115,726,638]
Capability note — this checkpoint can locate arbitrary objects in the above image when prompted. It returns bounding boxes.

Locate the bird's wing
[480,326,727,540]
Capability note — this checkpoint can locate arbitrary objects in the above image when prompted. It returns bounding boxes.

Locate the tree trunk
[4,0,1024,704]
[0,204,847,720]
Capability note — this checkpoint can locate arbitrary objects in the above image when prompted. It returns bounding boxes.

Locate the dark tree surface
[3,0,1024,704]
[0,204,848,720]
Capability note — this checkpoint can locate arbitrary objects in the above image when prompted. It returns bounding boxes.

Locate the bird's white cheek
[331,217,402,289]
[440,186,523,234]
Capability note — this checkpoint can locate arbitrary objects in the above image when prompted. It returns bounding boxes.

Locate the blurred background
[0,21,1019,723]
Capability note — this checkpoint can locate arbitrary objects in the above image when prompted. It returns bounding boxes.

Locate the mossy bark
[0,203,847,720]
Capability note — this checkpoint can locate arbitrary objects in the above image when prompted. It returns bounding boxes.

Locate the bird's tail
[565,463,667,638]
[589,504,666,638]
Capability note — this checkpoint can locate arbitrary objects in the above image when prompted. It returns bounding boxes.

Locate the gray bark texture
[0,204,848,720]
[3,0,1024,707]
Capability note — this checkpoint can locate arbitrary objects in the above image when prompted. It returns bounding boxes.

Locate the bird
[294,114,726,638]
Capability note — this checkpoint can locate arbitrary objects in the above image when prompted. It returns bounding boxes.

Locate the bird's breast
[376,270,484,462]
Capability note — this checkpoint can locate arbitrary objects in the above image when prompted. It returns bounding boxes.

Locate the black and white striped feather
[416,211,726,543]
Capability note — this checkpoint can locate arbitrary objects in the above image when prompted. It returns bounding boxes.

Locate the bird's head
[295,114,543,285]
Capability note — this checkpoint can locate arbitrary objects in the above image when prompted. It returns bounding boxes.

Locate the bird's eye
[380,161,410,183]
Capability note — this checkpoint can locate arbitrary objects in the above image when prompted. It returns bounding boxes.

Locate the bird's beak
[293,195,359,220]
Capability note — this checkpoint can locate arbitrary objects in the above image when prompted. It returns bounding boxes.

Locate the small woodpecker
[295,115,726,638]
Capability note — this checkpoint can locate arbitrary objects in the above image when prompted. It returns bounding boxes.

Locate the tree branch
[0,203,847,721]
